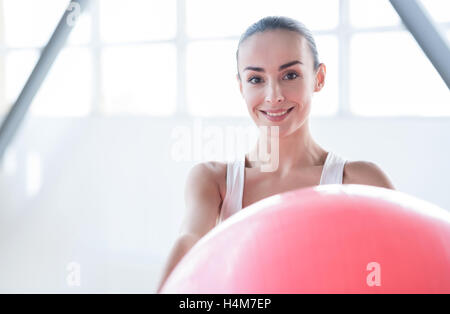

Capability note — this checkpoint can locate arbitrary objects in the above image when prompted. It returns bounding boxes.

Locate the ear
[314,63,326,92]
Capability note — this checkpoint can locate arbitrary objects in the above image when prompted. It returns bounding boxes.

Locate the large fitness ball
[161,185,450,293]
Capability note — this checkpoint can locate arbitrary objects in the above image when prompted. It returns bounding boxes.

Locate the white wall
[0,115,449,293]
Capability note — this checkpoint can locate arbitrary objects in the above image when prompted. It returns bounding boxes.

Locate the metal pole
[390,0,450,89]
[0,0,90,161]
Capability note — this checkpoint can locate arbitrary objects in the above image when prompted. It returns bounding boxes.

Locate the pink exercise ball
[161,185,450,294]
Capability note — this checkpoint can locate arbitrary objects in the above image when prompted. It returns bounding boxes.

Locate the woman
[156,16,395,293]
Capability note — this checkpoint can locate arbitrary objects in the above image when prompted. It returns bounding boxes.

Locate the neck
[246,120,328,177]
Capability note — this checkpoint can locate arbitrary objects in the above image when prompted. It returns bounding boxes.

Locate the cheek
[280,87,306,106]
[289,82,314,102]
[242,88,263,108]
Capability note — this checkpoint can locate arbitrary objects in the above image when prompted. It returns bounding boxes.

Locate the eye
[284,72,299,80]
[248,72,300,84]
[248,76,262,84]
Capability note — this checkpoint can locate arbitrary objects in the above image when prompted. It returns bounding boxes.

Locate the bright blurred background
[0,0,449,292]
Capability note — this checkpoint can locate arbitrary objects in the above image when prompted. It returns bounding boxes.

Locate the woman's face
[237,30,326,137]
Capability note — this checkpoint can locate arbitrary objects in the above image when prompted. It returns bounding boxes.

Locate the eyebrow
[243,60,303,73]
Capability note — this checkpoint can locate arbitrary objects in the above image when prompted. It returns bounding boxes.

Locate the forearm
[156,234,200,293]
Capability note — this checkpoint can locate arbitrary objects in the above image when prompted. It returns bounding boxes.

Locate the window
[0,0,448,118]
[32,47,93,117]
[186,0,338,38]
[3,0,90,47]
[1,0,92,116]
[349,0,401,28]
[351,31,450,116]
[99,0,176,43]
[101,44,177,115]
[421,0,450,23]
[5,50,39,106]
[186,40,246,117]
[348,0,450,116]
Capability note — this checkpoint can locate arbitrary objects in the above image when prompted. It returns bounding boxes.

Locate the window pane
[421,0,450,23]
[350,0,401,28]
[101,44,177,115]
[67,9,92,46]
[0,61,4,115]
[99,0,176,43]
[311,34,339,116]
[350,31,450,117]
[3,0,91,47]
[186,40,246,117]
[32,47,93,116]
[186,0,338,39]
[5,50,39,106]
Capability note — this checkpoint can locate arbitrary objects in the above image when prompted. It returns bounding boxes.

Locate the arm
[155,163,222,293]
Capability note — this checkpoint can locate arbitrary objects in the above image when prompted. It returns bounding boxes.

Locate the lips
[260,107,294,115]
[259,107,295,121]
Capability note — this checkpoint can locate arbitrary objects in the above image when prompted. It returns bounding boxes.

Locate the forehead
[238,30,311,70]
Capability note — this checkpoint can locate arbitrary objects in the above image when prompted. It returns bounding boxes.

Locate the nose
[265,81,285,104]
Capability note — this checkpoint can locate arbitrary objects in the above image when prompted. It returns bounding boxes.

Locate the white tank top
[216,151,347,225]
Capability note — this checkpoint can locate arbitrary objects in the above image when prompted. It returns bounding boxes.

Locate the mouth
[259,107,295,122]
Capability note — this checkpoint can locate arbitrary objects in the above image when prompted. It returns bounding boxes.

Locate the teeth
[265,110,288,117]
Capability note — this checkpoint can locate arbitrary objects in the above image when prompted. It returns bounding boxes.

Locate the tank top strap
[217,154,245,224]
[319,151,347,185]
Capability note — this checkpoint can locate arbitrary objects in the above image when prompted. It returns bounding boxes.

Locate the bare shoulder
[343,161,395,190]
[188,161,227,198]
[205,161,227,199]
[205,161,227,176]
[198,161,227,182]
[187,161,222,183]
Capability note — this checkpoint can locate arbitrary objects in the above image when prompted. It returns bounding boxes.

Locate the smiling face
[237,29,326,137]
